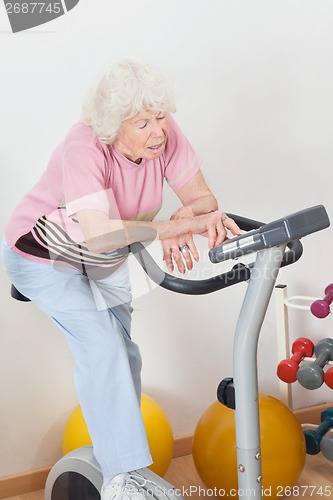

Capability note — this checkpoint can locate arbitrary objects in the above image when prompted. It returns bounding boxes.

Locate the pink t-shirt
[5,116,201,275]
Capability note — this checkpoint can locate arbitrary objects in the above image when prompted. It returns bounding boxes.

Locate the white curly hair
[81,59,176,144]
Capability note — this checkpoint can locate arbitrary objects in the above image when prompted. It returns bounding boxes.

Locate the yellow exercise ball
[62,393,174,476]
[141,394,174,476]
[192,394,305,499]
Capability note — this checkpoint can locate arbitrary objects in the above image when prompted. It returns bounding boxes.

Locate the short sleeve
[164,116,202,191]
[62,142,111,219]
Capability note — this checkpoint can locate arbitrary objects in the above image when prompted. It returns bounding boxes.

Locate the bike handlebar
[129,205,329,296]
[130,242,251,295]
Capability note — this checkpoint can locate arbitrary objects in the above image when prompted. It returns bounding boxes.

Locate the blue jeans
[1,239,152,476]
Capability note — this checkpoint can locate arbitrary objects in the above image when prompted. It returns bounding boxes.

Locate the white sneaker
[101,472,147,500]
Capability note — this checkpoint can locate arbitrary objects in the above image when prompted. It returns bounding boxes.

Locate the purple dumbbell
[311,284,333,319]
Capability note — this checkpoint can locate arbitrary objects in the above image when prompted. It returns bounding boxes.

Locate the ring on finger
[221,215,228,222]
[180,244,190,254]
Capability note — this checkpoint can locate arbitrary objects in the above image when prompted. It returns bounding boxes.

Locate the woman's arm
[171,170,218,219]
[75,208,225,254]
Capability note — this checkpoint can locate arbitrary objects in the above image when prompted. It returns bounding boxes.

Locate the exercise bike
[11,204,330,500]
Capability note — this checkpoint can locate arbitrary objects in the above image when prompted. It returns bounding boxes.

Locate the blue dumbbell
[304,408,333,455]
[297,338,333,390]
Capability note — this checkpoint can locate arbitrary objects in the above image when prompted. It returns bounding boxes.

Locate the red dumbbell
[311,284,333,319]
[324,367,333,389]
[277,337,315,383]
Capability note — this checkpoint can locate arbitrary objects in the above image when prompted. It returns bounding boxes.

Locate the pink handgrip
[311,283,333,318]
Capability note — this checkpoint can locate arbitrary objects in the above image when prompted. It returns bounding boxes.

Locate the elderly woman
[1,60,240,500]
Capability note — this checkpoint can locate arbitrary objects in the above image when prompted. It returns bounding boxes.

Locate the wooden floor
[3,454,333,499]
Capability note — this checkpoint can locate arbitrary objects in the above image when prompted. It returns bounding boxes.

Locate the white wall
[1,0,333,477]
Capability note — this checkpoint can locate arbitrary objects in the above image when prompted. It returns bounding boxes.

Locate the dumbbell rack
[275,283,333,409]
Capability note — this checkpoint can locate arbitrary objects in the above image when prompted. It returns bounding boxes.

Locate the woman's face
[114,110,169,163]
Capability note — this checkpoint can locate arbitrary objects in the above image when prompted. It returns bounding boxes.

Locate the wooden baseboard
[0,466,50,499]
[1,403,331,499]
[173,433,193,457]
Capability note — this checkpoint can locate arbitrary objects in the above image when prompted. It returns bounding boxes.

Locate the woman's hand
[162,234,199,274]
[191,211,241,249]
[162,211,241,274]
